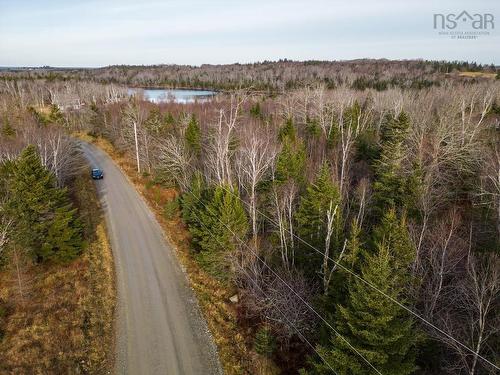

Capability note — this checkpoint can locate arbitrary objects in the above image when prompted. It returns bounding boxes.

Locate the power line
[184,188,383,375]
[214,184,500,372]
[187,206,339,375]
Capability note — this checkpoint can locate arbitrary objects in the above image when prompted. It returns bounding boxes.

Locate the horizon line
[0,57,498,70]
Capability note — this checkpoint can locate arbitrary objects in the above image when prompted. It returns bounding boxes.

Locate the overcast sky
[0,0,498,67]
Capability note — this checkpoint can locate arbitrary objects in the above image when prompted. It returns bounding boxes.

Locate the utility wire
[187,206,339,374]
[184,188,383,375]
[214,184,500,372]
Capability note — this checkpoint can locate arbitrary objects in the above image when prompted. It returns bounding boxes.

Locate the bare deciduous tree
[478,141,500,239]
[271,182,298,270]
[158,134,193,191]
[237,128,277,251]
[420,221,499,374]
[436,251,500,375]
[419,209,466,317]
[239,264,317,341]
[205,94,245,186]
[123,101,148,174]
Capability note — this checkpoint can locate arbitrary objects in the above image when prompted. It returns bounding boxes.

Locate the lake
[128,88,216,104]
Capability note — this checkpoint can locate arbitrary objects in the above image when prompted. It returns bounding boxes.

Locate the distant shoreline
[130,86,220,93]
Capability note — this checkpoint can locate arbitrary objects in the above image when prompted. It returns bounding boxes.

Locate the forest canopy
[0,60,499,374]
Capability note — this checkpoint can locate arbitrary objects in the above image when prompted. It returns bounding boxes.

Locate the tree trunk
[133,121,141,173]
[13,247,24,301]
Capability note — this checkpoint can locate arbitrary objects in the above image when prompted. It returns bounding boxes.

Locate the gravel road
[81,141,222,375]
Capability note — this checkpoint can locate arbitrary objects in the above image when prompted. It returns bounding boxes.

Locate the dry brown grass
[75,133,272,375]
[0,173,116,374]
[458,71,497,79]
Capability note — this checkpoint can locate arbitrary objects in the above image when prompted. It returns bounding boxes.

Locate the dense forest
[0,61,499,374]
[0,81,115,372]
[1,59,497,91]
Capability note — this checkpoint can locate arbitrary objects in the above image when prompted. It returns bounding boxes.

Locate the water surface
[129,88,216,104]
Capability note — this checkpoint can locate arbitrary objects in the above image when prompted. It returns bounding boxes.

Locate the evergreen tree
[254,326,277,357]
[326,120,338,150]
[342,221,363,279]
[295,163,342,280]
[278,117,297,143]
[29,106,49,126]
[1,117,15,138]
[145,108,163,135]
[189,185,248,278]
[164,112,176,127]
[88,102,104,137]
[372,111,413,217]
[8,145,82,263]
[275,138,306,185]
[315,221,363,343]
[42,200,83,262]
[250,102,263,119]
[309,211,416,375]
[0,160,14,195]
[344,101,362,130]
[305,117,321,139]
[181,172,206,247]
[48,104,64,124]
[380,111,409,146]
[371,209,415,275]
[185,114,201,154]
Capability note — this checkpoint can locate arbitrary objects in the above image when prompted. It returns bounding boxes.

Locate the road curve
[80,141,222,375]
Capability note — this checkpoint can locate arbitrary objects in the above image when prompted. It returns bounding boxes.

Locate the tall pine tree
[372,111,413,217]
[308,209,416,375]
[181,171,205,232]
[1,116,15,138]
[188,185,248,278]
[275,138,306,185]
[295,163,342,286]
[185,114,201,155]
[8,145,82,263]
[371,209,415,276]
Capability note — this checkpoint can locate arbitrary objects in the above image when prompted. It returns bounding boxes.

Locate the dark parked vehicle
[92,168,104,179]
